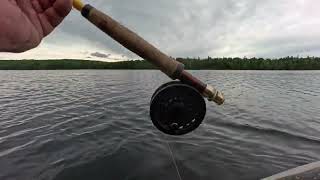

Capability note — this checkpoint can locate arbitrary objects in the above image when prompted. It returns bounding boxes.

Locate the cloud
[1,0,320,60]
[90,52,110,58]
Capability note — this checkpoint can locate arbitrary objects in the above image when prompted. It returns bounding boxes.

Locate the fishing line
[163,135,183,180]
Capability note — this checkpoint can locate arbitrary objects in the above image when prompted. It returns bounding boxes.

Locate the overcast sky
[0,0,319,61]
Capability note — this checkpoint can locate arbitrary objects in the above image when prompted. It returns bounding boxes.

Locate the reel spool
[150,81,206,135]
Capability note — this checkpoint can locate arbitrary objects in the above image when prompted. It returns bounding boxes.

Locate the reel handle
[73,2,225,105]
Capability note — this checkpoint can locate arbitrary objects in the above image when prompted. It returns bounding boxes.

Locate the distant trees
[175,56,320,70]
[0,57,319,70]
[0,60,154,70]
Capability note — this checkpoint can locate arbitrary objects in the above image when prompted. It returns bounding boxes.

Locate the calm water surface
[0,70,320,180]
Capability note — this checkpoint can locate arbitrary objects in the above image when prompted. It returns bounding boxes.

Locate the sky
[0,0,319,61]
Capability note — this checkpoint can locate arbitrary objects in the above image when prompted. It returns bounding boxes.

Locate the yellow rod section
[73,0,85,11]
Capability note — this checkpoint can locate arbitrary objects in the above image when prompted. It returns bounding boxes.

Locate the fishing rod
[72,0,225,135]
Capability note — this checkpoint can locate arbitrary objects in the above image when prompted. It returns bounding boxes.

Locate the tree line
[0,56,320,70]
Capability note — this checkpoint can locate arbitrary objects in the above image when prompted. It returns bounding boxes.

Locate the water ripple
[0,70,320,180]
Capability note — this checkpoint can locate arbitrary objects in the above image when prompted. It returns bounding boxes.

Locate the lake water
[0,70,320,180]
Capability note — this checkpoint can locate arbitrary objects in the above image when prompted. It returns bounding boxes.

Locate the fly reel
[150,81,206,135]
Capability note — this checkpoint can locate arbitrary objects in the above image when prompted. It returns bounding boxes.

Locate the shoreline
[1,58,320,70]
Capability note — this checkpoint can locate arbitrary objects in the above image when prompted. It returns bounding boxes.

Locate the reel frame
[150,81,206,135]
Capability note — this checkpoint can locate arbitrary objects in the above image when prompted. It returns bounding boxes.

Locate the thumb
[52,0,72,17]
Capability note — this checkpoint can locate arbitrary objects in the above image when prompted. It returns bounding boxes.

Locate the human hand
[0,0,72,53]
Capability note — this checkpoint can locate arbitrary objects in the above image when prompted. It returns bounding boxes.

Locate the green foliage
[176,56,320,70]
[0,60,154,70]
[0,57,320,70]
